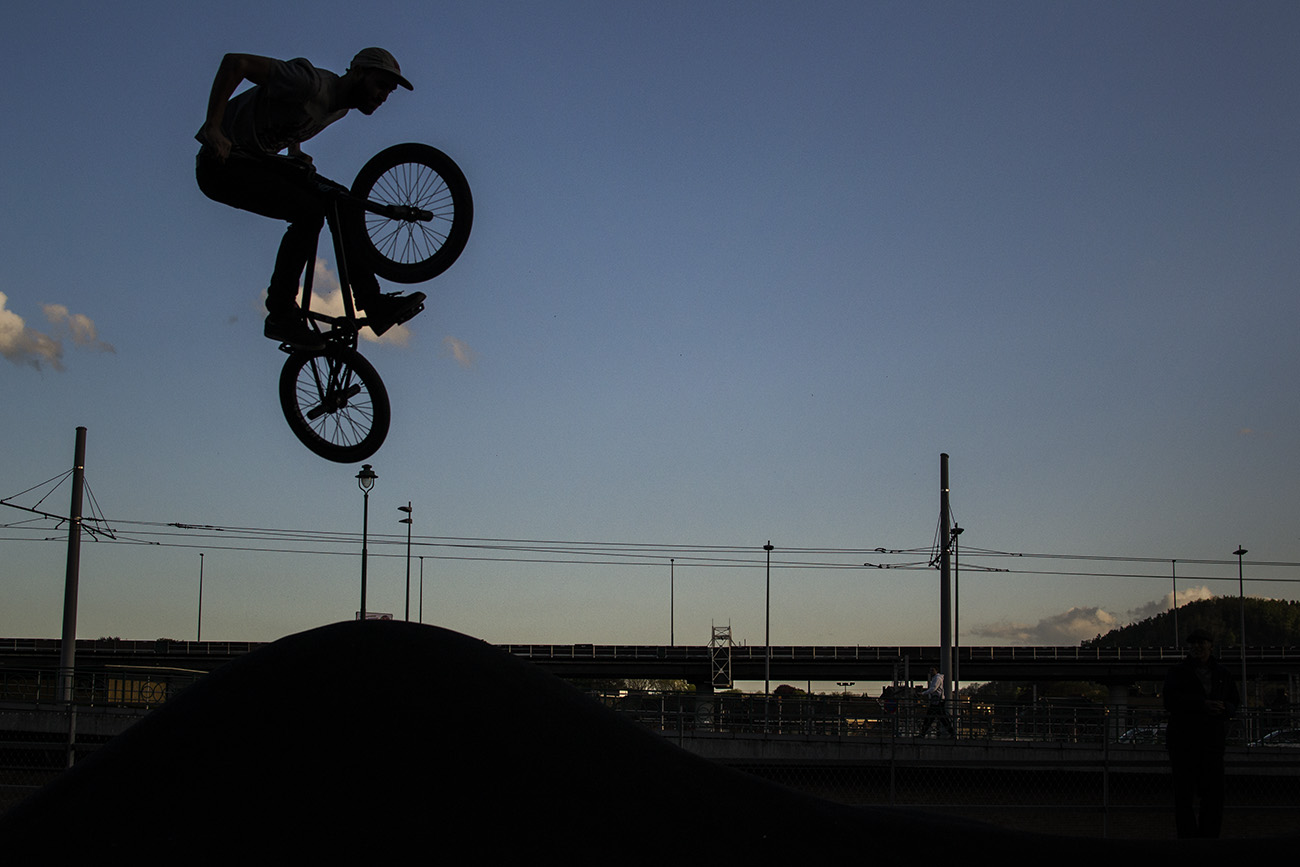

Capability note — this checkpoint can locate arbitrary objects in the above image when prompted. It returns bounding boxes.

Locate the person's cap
[351,47,413,90]
[1185,628,1213,644]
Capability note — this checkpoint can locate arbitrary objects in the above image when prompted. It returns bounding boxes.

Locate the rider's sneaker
[264,311,326,350]
[363,291,426,336]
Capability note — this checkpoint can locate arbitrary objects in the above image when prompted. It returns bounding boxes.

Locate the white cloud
[43,303,115,354]
[0,292,112,371]
[442,336,477,369]
[1127,586,1215,622]
[972,606,1120,646]
[971,587,1226,646]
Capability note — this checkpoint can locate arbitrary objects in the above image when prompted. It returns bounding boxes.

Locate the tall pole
[670,558,675,646]
[356,464,377,619]
[952,524,963,698]
[764,541,774,702]
[361,491,370,618]
[939,454,952,701]
[57,426,87,706]
[1170,560,1179,647]
[1234,546,1248,706]
[399,503,413,621]
[197,552,205,642]
[418,556,424,624]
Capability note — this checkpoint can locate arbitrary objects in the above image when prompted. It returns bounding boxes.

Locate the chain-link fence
[0,668,202,813]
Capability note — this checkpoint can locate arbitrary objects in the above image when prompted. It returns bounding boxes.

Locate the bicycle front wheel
[349,143,473,284]
[279,346,391,463]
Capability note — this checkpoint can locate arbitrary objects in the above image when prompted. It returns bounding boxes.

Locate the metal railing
[596,692,1300,838]
[0,668,204,710]
[595,691,1300,746]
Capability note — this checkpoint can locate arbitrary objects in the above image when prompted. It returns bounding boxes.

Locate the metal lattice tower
[709,621,733,690]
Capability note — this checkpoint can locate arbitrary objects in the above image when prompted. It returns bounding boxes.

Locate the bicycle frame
[296,194,361,351]
[292,174,436,352]
[273,142,470,463]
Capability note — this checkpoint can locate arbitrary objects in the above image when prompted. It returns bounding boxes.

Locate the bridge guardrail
[596,690,1300,748]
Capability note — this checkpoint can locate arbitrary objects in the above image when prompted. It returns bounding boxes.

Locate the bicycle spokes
[349,143,472,284]
[365,165,456,265]
[281,348,390,463]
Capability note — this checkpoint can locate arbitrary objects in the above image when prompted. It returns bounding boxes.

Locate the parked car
[1117,724,1166,745]
[1249,729,1300,748]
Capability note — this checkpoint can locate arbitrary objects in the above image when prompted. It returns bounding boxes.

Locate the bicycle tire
[348,143,473,284]
[279,346,391,463]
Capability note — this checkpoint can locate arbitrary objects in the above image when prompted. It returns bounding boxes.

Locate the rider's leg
[262,212,329,349]
[198,153,323,304]
[267,212,325,314]
[197,152,328,348]
[198,154,423,338]
[339,217,425,337]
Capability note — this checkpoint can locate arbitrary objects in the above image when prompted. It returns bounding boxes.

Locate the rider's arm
[199,53,279,161]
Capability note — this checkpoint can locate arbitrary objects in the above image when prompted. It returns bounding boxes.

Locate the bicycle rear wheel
[348,143,473,284]
[279,346,391,463]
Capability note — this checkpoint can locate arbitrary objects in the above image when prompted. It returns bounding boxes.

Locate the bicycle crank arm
[305,383,364,420]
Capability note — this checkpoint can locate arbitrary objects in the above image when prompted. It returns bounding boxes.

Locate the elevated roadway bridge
[2,637,1297,691]
[499,642,1300,687]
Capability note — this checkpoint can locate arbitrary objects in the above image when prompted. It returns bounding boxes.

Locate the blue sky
[2,1,1298,657]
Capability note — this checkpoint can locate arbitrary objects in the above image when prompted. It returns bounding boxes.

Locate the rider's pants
[196,150,380,313]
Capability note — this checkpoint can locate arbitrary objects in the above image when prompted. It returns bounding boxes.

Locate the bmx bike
[273,143,472,463]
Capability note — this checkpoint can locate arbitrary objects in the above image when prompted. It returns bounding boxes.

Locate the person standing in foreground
[196,48,425,349]
[916,666,956,738]
[1163,628,1239,838]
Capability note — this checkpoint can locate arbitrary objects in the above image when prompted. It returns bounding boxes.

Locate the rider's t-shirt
[197,57,348,156]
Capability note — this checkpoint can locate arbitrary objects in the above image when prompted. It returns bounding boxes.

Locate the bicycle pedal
[396,302,424,324]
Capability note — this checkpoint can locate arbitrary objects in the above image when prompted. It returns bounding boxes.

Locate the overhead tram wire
[4,516,1300,582]
[50,520,932,562]
[949,548,1300,569]
[0,469,75,510]
[0,469,117,541]
[1,514,958,564]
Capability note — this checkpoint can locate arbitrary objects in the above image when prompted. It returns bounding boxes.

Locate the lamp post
[197,552,205,641]
[418,556,425,624]
[951,525,963,697]
[1170,560,1179,647]
[1234,546,1248,705]
[764,541,774,706]
[670,558,675,646]
[356,464,377,619]
[399,503,413,621]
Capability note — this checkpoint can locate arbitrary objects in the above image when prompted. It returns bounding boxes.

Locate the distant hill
[1083,596,1300,648]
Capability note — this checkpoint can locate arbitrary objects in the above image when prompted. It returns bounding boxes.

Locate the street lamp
[951,525,963,697]
[670,558,675,646]
[1170,560,1179,647]
[356,464,377,620]
[197,552,205,642]
[399,502,413,621]
[1234,546,1248,704]
[764,541,774,704]
[418,556,425,624]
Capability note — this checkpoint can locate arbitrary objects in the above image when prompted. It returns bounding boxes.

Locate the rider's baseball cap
[350,47,413,90]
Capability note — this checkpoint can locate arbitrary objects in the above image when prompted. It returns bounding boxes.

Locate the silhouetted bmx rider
[196,48,425,350]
